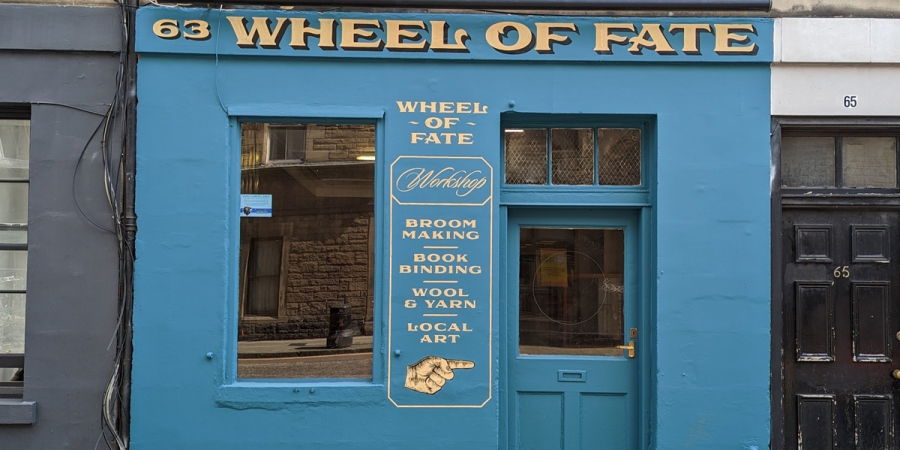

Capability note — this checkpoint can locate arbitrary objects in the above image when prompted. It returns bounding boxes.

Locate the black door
[784,209,900,449]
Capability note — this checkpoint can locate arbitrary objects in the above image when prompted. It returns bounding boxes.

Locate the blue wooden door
[506,208,641,450]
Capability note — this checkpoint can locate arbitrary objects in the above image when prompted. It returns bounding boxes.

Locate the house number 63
[833,266,850,278]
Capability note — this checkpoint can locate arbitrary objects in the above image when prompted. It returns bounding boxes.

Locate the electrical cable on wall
[67,0,135,448]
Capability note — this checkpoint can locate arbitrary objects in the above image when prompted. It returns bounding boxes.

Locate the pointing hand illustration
[405,356,475,395]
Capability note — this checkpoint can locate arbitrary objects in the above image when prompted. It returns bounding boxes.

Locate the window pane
[782,137,835,188]
[519,228,624,356]
[266,124,375,164]
[0,183,28,225]
[239,123,375,379]
[0,120,29,180]
[0,229,26,245]
[0,293,25,354]
[842,137,897,188]
[598,128,641,185]
[0,251,27,290]
[551,128,593,185]
[505,129,547,185]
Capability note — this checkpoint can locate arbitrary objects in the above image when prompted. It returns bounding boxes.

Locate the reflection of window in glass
[505,127,641,186]
[0,116,29,398]
[268,125,309,162]
[238,122,375,380]
[244,238,283,318]
[519,228,624,356]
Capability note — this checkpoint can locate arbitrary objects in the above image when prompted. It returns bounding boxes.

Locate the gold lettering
[340,19,384,50]
[485,21,534,54]
[289,18,336,50]
[385,20,428,51]
[152,19,180,40]
[535,23,577,54]
[430,21,470,52]
[227,16,289,49]
[397,101,418,113]
[668,24,712,54]
[183,20,211,41]
[714,24,758,54]
[628,24,676,55]
[594,23,635,54]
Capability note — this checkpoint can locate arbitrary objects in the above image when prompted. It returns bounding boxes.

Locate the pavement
[237,335,373,359]
[237,336,374,379]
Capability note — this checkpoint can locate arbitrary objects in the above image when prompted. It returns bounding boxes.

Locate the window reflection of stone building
[238,123,375,345]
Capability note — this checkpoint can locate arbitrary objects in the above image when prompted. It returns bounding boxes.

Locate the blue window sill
[0,399,36,425]
[215,382,385,408]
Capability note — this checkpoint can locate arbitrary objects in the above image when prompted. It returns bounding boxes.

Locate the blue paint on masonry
[133,7,772,449]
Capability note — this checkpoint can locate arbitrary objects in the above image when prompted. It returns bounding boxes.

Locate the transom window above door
[782,133,899,190]
[504,127,641,186]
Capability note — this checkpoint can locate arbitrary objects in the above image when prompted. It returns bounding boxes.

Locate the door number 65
[834,266,850,278]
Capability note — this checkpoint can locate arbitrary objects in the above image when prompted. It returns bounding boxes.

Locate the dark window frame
[0,103,30,399]
[781,128,900,195]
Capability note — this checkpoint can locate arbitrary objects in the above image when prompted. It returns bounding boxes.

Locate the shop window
[0,112,28,398]
[238,122,375,380]
[504,127,641,186]
[782,133,899,189]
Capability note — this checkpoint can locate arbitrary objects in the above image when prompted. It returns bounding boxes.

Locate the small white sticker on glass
[240,194,272,218]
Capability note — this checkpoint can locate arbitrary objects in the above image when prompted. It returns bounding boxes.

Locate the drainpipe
[119,0,138,443]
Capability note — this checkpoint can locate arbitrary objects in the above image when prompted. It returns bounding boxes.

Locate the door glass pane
[519,228,624,356]
[782,137,835,188]
[842,137,897,188]
[505,129,547,185]
[551,128,593,185]
[598,128,641,185]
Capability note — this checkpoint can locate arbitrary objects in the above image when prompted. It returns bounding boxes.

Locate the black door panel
[784,209,900,450]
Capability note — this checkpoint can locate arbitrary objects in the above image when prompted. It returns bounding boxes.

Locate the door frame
[499,206,653,450]
[771,116,900,450]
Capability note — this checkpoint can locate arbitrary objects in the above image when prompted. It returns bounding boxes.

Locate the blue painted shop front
[133,9,772,449]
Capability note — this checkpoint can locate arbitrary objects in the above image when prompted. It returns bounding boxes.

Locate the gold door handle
[616,341,636,358]
[892,370,900,380]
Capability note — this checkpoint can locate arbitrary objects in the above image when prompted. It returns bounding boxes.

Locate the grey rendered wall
[0,5,124,449]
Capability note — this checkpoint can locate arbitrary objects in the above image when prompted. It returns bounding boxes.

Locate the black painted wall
[0,5,125,449]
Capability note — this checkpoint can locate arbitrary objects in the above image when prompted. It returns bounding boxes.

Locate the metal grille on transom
[504,127,641,186]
